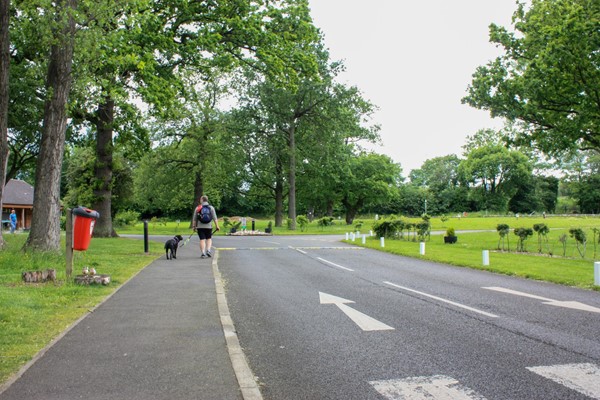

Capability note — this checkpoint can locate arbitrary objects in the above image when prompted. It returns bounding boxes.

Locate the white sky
[308,0,517,175]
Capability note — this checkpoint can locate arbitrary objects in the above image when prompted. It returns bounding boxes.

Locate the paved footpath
[0,237,243,400]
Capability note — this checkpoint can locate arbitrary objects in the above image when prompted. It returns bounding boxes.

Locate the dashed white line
[384,281,498,318]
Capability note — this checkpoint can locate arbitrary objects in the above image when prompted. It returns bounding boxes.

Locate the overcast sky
[307,0,518,175]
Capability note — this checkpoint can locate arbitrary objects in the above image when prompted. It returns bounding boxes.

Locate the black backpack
[197,205,213,224]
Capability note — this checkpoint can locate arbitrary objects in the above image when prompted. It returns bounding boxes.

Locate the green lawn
[0,234,162,385]
[350,230,598,290]
[115,214,600,236]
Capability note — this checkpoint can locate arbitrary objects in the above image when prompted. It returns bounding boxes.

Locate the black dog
[164,235,184,260]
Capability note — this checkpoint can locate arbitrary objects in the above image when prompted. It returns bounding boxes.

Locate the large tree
[463,0,600,157]
[339,153,401,224]
[26,0,77,251]
[458,145,532,212]
[0,0,9,247]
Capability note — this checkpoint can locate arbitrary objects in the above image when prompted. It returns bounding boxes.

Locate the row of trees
[0,0,599,251]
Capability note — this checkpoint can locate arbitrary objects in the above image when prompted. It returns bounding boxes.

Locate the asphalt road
[216,235,600,400]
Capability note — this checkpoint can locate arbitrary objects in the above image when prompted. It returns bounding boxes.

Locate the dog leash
[181,232,195,247]
[180,228,219,247]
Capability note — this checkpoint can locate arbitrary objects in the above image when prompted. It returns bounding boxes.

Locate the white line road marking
[294,248,307,254]
[319,292,394,331]
[527,363,600,399]
[384,282,498,318]
[483,287,600,313]
[260,240,281,245]
[370,375,487,400]
[316,257,354,272]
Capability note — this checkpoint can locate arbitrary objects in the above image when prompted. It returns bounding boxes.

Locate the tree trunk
[92,96,117,237]
[0,0,10,248]
[25,0,76,251]
[287,124,296,230]
[274,156,284,227]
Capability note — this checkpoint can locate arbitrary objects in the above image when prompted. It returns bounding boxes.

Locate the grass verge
[0,234,161,385]
[350,231,599,290]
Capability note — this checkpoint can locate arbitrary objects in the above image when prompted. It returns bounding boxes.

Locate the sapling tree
[296,215,309,232]
[558,234,568,257]
[514,227,533,252]
[497,224,510,251]
[569,228,587,258]
[533,223,550,253]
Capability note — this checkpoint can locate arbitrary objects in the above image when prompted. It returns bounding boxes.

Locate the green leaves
[463,0,600,156]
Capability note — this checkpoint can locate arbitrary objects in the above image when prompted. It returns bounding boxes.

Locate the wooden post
[66,208,73,279]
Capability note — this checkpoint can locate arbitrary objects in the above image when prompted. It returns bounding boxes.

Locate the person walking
[9,209,17,234]
[192,195,220,258]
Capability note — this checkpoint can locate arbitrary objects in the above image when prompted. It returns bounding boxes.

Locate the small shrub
[446,227,456,237]
[297,215,309,232]
[317,217,334,229]
[496,224,510,251]
[114,210,141,227]
[514,227,533,252]
[569,228,587,258]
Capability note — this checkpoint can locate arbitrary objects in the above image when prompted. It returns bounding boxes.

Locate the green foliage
[458,144,533,212]
[296,215,309,232]
[514,227,534,252]
[114,210,141,227]
[446,227,456,237]
[496,223,510,251]
[463,0,600,156]
[569,228,587,258]
[533,223,550,253]
[373,220,400,238]
[317,217,334,230]
[354,220,364,231]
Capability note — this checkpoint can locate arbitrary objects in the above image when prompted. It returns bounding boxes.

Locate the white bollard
[419,242,425,255]
[483,250,490,266]
[356,231,360,237]
[345,232,349,240]
[380,237,385,247]
[370,230,373,237]
[362,234,366,244]
[595,262,600,286]
[351,233,355,241]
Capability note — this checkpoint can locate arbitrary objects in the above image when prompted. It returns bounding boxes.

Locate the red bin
[72,207,100,251]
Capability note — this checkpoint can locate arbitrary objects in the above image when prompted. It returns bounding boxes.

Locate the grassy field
[116,214,600,236]
[0,234,162,385]
[351,231,598,290]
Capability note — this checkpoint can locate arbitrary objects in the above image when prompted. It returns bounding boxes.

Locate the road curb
[212,250,263,400]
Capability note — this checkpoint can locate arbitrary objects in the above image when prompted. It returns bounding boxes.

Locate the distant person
[9,209,17,234]
[192,195,220,258]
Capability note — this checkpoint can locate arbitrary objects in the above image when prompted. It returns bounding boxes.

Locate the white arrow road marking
[370,375,487,400]
[319,292,394,331]
[483,287,600,313]
[527,363,600,399]
[384,282,498,318]
[316,257,354,272]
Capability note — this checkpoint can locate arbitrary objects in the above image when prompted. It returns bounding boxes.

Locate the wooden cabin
[2,179,34,231]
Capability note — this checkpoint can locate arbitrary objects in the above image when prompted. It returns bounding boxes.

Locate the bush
[514,227,534,252]
[446,227,456,237]
[114,210,141,227]
[317,217,334,229]
[297,215,309,232]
